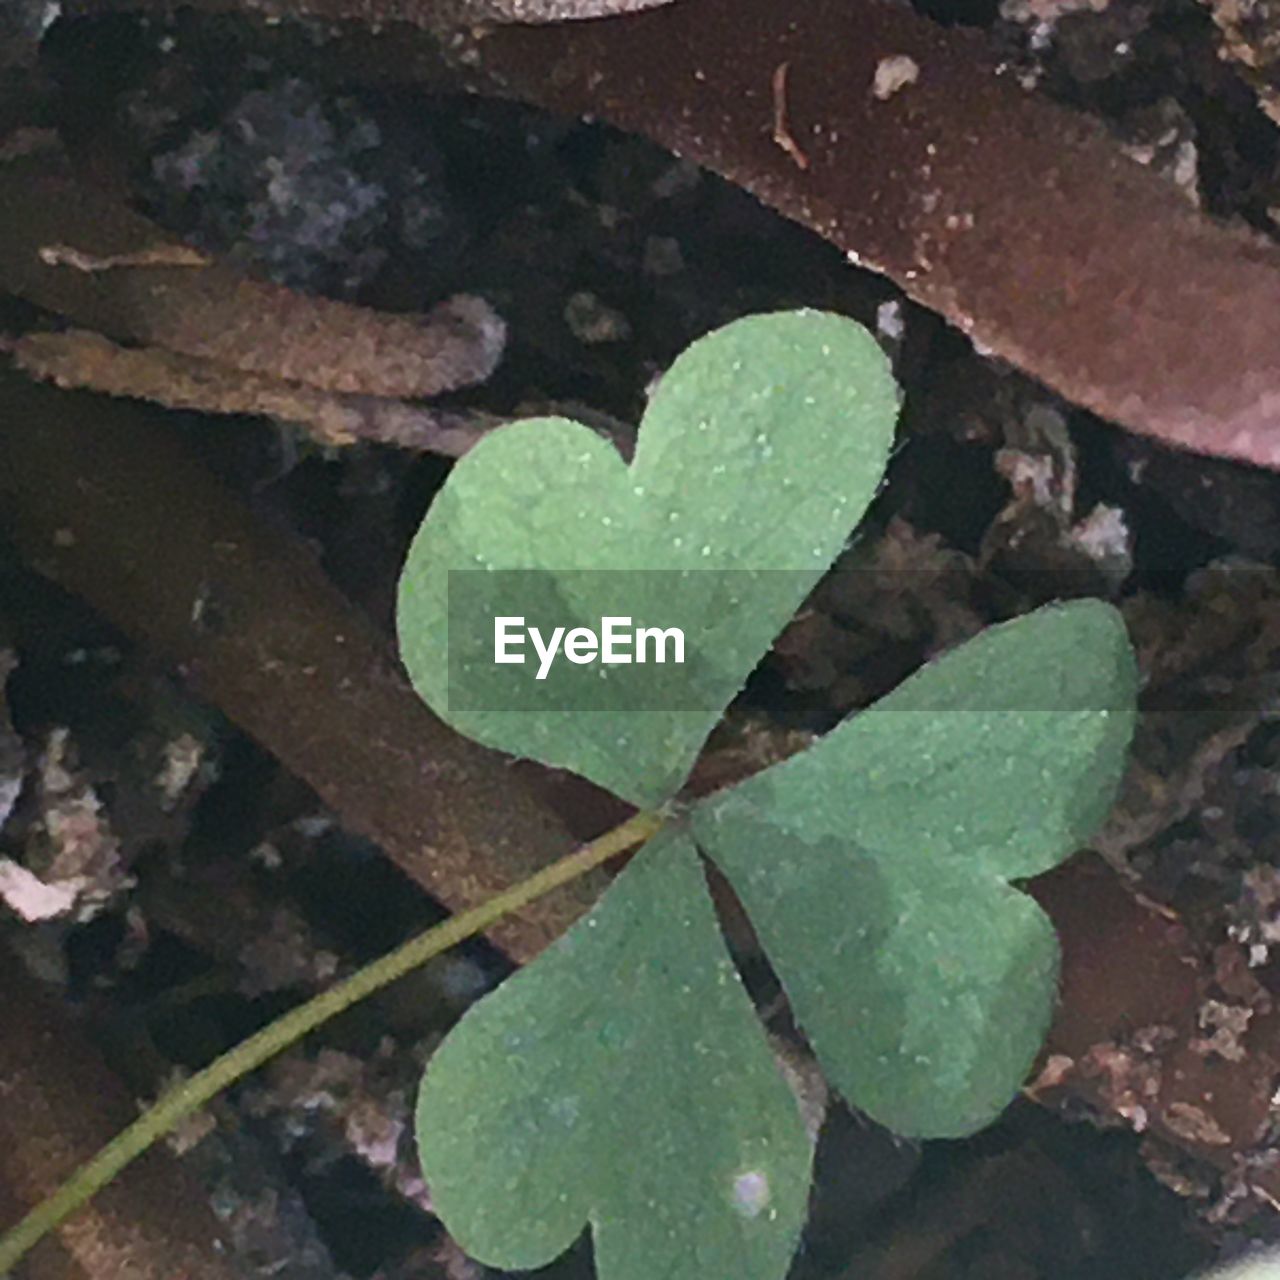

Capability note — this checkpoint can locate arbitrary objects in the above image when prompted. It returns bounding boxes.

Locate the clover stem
[0,807,667,1275]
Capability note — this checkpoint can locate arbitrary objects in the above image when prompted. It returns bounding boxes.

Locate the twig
[0,162,505,400]
[9,329,501,454]
[37,242,213,272]
[771,62,809,171]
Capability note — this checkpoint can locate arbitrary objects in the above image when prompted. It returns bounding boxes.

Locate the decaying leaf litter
[7,0,1280,1275]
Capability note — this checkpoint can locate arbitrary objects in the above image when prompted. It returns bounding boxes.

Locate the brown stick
[0,371,605,961]
[0,162,505,400]
[8,329,500,454]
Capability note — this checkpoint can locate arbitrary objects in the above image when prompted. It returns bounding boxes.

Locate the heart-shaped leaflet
[416,828,813,1280]
[691,600,1137,1138]
[397,310,898,806]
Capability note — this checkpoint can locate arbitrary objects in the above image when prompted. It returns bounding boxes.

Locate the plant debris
[10,329,501,453]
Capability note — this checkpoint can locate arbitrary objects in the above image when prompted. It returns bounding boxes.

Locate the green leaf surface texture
[691,601,1137,1137]
[397,310,899,805]
[416,829,812,1279]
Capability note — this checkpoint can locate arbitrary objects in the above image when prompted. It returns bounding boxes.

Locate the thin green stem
[0,808,667,1275]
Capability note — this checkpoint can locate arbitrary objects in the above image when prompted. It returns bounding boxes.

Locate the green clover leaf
[397,309,898,806]
[403,311,1138,1280]
[691,600,1137,1137]
[416,828,813,1279]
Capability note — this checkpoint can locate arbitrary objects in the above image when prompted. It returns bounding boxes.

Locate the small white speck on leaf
[732,1170,771,1218]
